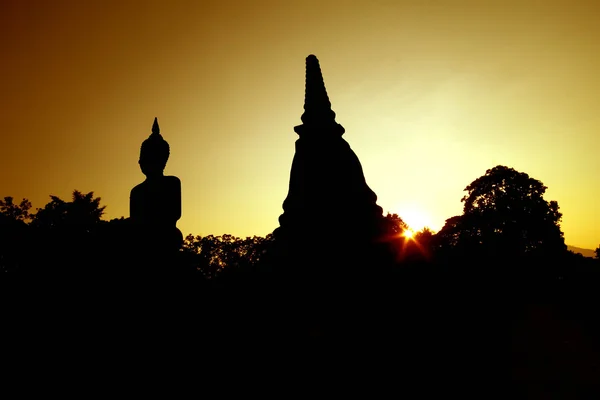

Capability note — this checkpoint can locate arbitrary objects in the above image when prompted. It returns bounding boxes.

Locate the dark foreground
[3,259,600,397]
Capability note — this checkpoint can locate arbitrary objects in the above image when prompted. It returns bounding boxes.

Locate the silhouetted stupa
[271,55,393,272]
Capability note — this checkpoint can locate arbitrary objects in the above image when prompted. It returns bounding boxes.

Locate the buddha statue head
[139,117,170,178]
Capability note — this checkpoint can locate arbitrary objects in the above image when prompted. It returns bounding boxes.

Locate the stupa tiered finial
[294,55,345,137]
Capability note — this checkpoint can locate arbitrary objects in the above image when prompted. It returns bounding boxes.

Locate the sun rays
[403,228,415,239]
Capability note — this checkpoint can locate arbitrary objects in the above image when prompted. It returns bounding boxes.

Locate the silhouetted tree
[181,233,274,279]
[414,227,435,257]
[0,197,31,272]
[383,212,408,235]
[415,227,434,242]
[434,214,482,259]
[595,246,600,260]
[435,166,566,262]
[25,190,107,274]
[376,212,409,263]
[31,190,105,230]
[0,197,32,222]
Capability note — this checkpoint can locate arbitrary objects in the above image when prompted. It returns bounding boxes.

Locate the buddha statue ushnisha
[130,118,183,256]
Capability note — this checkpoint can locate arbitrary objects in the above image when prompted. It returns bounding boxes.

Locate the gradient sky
[2,0,599,249]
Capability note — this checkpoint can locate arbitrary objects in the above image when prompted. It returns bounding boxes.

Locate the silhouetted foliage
[31,190,106,230]
[595,246,600,260]
[0,197,31,272]
[435,166,566,262]
[415,227,435,242]
[414,227,435,257]
[8,190,107,274]
[0,196,32,222]
[182,233,274,279]
[383,212,408,234]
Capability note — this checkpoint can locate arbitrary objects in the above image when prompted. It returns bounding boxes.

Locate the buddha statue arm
[161,176,181,223]
[130,187,141,222]
[173,177,182,221]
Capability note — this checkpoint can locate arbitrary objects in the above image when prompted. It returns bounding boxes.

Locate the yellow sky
[2,0,599,249]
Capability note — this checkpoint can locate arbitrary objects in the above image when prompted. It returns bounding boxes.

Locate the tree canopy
[435,165,566,260]
[383,212,409,235]
[0,196,32,223]
[30,190,105,230]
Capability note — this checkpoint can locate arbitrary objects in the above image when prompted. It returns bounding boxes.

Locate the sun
[395,206,434,233]
[403,229,415,239]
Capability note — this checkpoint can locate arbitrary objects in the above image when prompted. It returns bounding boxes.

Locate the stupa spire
[294,55,345,136]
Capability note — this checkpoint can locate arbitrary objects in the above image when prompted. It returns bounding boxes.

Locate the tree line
[1,165,598,276]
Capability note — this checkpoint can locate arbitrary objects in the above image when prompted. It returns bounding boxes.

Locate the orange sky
[2,0,599,249]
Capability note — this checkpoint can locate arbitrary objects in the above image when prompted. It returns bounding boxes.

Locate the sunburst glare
[395,206,433,234]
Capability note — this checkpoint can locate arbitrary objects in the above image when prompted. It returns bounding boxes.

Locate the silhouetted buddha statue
[130,118,183,262]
